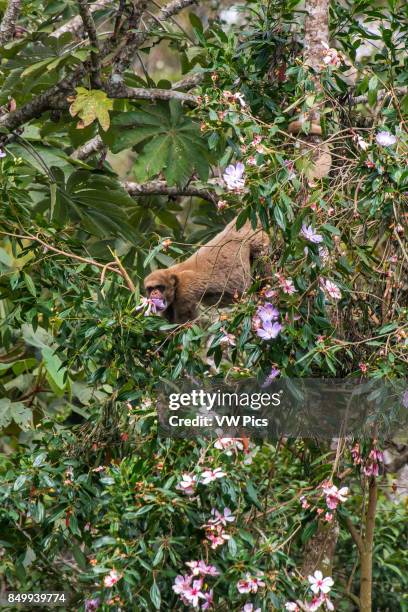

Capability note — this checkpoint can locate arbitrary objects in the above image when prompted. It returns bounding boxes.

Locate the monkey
[288,116,332,180]
[144,218,270,324]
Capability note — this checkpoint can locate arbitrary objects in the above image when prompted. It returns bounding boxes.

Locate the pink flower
[256,303,280,322]
[310,594,334,611]
[243,604,261,612]
[223,162,245,190]
[220,330,236,346]
[256,320,282,341]
[300,495,310,510]
[184,578,206,607]
[376,131,397,147]
[308,570,334,594]
[135,296,166,316]
[301,224,323,244]
[209,507,235,526]
[351,443,361,465]
[359,362,368,374]
[214,437,244,453]
[252,135,262,146]
[320,279,341,300]
[284,604,300,612]
[201,589,214,610]
[0,149,6,158]
[201,467,226,485]
[176,473,197,496]
[103,569,121,588]
[284,159,296,179]
[173,574,192,595]
[324,512,334,522]
[276,274,297,294]
[247,156,257,166]
[217,199,228,210]
[261,367,280,388]
[206,525,230,549]
[237,574,265,594]
[186,561,220,577]
[323,484,349,510]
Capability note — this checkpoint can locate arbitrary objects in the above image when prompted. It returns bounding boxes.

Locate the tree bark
[359,478,377,612]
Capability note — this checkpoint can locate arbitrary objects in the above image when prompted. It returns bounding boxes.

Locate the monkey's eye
[155,285,165,292]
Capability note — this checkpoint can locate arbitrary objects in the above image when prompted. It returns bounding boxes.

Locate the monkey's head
[144,269,177,313]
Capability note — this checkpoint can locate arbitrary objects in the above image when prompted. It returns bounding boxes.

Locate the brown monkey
[144,218,270,323]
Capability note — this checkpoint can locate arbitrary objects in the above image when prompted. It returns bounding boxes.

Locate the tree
[0,1,407,610]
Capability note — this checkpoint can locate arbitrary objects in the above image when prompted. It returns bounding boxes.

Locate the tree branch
[51,0,111,38]
[172,72,204,91]
[105,83,197,105]
[111,0,197,79]
[123,180,216,203]
[71,135,105,160]
[0,0,21,45]
[345,516,364,556]
[77,0,102,88]
[349,85,408,106]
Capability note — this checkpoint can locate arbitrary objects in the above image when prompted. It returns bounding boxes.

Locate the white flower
[176,473,197,496]
[308,570,334,595]
[242,604,261,612]
[356,135,369,151]
[285,603,300,612]
[320,279,342,301]
[376,131,397,147]
[223,162,245,190]
[201,467,226,485]
[234,92,246,108]
[301,224,323,244]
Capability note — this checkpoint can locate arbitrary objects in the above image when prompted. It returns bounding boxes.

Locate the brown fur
[144,218,270,323]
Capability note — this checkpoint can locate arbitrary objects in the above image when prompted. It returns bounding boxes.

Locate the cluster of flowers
[222,134,264,192]
[351,442,384,477]
[176,469,236,549]
[136,296,166,316]
[173,561,219,609]
[252,302,283,341]
[300,482,349,523]
[214,436,258,464]
[285,569,335,611]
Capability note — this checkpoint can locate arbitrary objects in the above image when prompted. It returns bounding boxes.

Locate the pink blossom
[376,131,397,147]
[205,524,230,549]
[252,135,262,147]
[321,41,341,67]
[247,156,257,166]
[284,159,296,179]
[308,570,334,595]
[256,303,280,322]
[323,484,349,510]
[351,443,361,465]
[284,604,300,612]
[214,437,244,453]
[276,274,297,294]
[223,162,245,191]
[310,594,334,611]
[256,320,282,341]
[320,279,341,300]
[243,605,261,612]
[300,495,310,510]
[237,574,265,594]
[201,589,214,610]
[201,467,226,485]
[324,512,334,522]
[135,296,166,316]
[261,367,280,388]
[184,578,206,607]
[301,224,323,244]
[103,569,121,588]
[176,473,197,496]
[209,507,235,526]
[173,574,192,595]
[220,330,236,346]
[186,560,220,577]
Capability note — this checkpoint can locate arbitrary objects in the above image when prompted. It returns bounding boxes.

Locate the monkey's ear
[169,274,178,287]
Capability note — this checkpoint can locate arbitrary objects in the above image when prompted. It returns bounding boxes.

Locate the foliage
[0,0,407,610]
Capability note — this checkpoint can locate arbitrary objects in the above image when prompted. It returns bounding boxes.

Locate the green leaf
[42,347,66,391]
[150,580,161,610]
[69,87,113,131]
[107,101,210,186]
